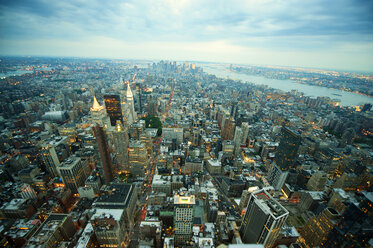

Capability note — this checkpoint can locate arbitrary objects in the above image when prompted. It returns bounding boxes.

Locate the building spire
[127,83,133,99]
[91,96,104,111]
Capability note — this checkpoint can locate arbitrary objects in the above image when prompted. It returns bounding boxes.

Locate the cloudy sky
[1,0,372,71]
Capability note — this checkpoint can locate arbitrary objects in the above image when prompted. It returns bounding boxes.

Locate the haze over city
[0,1,372,248]
[1,0,373,71]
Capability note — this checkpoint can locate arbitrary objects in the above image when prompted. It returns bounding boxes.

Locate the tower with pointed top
[90,96,105,125]
[126,83,137,125]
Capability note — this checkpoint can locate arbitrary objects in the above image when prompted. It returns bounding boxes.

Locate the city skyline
[1,0,373,72]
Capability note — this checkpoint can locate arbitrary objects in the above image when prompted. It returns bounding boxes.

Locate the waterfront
[0,70,33,79]
[203,64,373,107]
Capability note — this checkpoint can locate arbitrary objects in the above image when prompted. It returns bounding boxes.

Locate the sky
[0,0,373,72]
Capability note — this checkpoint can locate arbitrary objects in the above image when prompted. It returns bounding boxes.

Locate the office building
[162,127,183,145]
[109,121,129,172]
[93,183,138,234]
[128,140,148,177]
[41,144,60,177]
[240,189,289,248]
[267,162,288,191]
[306,171,328,191]
[174,194,196,246]
[26,214,76,248]
[274,127,301,170]
[91,209,126,248]
[57,156,90,193]
[104,94,123,126]
[300,207,340,247]
[93,124,114,184]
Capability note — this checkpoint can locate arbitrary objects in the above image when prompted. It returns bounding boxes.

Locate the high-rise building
[111,121,129,172]
[41,144,60,177]
[93,125,114,184]
[300,207,340,247]
[174,194,195,246]
[233,126,243,154]
[240,189,289,248]
[221,116,235,141]
[90,96,105,125]
[104,94,123,126]
[274,127,301,171]
[92,183,138,238]
[91,209,126,247]
[126,84,137,125]
[128,140,148,177]
[324,193,373,248]
[57,156,90,193]
[135,82,143,113]
[306,171,328,191]
[267,162,288,190]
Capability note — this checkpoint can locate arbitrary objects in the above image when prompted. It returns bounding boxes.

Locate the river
[202,64,373,107]
[0,70,34,79]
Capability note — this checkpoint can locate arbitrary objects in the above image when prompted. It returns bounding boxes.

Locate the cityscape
[0,1,373,248]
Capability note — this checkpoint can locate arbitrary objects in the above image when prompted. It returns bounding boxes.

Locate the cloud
[0,0,373,71]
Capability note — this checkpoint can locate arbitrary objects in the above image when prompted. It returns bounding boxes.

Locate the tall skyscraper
[240,189,289,248]
[174,194,195,246]
[93,125,114,184]
[90,96,105,125]
[111,121,129,171]
[128,140,147,177]
[274,127,301,171]
[41,144,60,177]
[126,84,137,125]
[135,82,143,113]
[104,94,122,126]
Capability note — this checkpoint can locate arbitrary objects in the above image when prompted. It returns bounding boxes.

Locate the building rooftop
[174,194,196,205]
[94,183,134,209]
[253,189,288,219]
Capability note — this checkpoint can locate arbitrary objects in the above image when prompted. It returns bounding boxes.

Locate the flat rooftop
[174,194,196,205]
[94,183,134,209]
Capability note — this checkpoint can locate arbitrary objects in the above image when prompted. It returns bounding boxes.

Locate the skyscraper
[57,156,90,193]
[126,83,137,125]
[274,127,301,171]
[104,94,122,126]
[41,144,60,177]
[111,121,129,171]
[240,189,289,248]
[128,140,147,177]
[174,194,195,246]
[93,125,114,184]
[135,82,143,113]
[90,96,105,125]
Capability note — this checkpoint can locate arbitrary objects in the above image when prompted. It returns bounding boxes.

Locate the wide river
[202,64,373,107]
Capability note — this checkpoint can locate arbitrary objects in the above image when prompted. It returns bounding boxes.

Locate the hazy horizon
[1,0,373,72]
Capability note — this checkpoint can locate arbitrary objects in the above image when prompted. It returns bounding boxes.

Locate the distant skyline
[1,0,373,72]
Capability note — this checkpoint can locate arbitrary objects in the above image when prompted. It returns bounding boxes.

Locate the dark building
[275,127,301,171]
[240,189,289,248]
[135,83,143,113]
[324,192,373,248]
[93,125,113,184]
[104,94,122,126]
